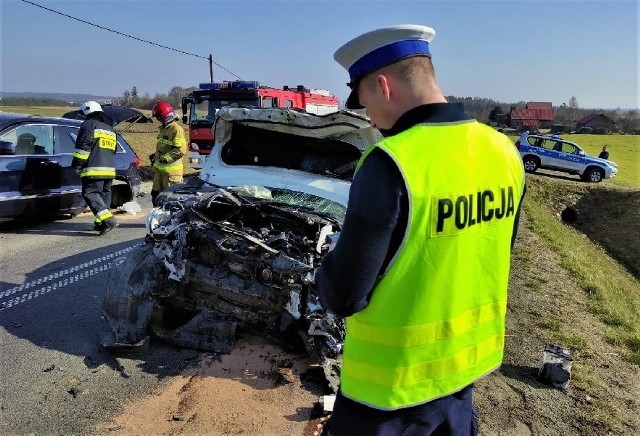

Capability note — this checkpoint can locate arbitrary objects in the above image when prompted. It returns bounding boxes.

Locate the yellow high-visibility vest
[340,120,525,410]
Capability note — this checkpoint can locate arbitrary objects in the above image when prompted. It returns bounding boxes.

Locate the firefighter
[316,25,526,435]
[150,101,187,206]
[72,101,119,234]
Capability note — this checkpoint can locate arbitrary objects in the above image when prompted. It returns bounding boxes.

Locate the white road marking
[0,244,140,309]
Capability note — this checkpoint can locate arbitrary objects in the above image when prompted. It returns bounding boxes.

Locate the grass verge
[524,182,640,365]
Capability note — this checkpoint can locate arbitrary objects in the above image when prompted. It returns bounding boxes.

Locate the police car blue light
[516,132,618,183]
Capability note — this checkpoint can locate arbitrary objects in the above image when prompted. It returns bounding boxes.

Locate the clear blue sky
[1,0,638,109]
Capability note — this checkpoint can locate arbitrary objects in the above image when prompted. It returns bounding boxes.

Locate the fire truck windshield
[190,98,260,126]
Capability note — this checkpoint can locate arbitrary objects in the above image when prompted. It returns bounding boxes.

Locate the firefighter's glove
[159,153,172,164]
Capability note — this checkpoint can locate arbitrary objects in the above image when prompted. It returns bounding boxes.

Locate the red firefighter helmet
[151,101,173,120]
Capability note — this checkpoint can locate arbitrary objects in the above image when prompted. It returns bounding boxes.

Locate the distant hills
[0,91,117,104]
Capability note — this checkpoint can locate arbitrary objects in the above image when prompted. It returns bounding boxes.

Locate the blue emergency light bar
[199,81,260,90]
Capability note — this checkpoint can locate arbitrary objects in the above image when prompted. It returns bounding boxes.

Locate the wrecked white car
[101,107,379,390]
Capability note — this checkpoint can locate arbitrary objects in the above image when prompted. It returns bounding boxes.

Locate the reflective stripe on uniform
[94,208,114,223]
[72,150,90,160]
[81,166,116,178]
[346,299,506,348]
[157,137,185,148]
[157,138,175,146]
[342,334,503,390]
[153,160,183,173]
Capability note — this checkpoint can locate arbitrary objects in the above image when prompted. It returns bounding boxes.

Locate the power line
[20,0,242,80]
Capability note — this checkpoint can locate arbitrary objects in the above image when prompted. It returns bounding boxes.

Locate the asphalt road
[0,183,199,435]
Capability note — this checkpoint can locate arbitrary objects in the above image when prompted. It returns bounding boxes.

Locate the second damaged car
[101,107,379,390]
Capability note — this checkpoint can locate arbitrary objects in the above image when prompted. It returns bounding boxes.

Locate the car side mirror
[578,150,585,156]
[0,140,16,155]
[182,115,188,124]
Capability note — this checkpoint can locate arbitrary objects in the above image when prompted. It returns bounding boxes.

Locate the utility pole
[209,54,214,83]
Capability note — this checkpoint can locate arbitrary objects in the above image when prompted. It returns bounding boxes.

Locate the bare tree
[618,109,640,133]
[121,90,131,106]
[167,86,185,108]
[568,96,579,122]
[131,86,139,108]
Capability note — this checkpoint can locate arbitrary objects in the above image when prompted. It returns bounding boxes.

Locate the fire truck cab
[182,81,339,169]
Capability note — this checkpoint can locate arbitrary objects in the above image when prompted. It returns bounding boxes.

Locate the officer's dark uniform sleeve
[316,150,404,317]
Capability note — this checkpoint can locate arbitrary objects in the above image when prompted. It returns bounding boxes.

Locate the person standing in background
[150,101,187,206]
[599,145,609,159]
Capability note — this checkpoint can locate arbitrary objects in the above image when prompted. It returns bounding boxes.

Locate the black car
[0,111,142,221]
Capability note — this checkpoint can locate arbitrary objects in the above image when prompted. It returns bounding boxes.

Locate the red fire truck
[181,80,340,169]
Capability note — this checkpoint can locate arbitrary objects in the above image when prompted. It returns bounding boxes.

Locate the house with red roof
[509,102,554,130]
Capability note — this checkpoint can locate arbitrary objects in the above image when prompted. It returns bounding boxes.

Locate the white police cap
[334,24,435,109]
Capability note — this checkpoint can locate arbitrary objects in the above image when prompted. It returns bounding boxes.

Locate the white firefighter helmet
[81,100,103,116]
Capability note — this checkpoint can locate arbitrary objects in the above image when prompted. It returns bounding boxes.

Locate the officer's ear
[375,74,392,102]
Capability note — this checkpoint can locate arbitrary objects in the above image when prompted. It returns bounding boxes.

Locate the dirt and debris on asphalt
[95,177,640,436]
[96,334,327,435]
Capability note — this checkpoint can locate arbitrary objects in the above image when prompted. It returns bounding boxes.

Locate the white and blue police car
[515,132,618,183]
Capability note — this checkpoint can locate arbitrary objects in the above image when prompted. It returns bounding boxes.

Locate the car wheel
[523,156,539,173]
[584,167,604,183]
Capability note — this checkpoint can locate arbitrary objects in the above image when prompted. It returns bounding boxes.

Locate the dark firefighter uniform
[317,103,526,434]
[151,120,187,203]
[72,118,118,231]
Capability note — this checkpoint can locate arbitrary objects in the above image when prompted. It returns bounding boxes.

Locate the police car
[515,132,618,183]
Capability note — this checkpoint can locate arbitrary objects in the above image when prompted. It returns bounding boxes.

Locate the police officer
[72,101,119,234]
[316,25,526,435]
[150,101,187,206]
[599,145,609,159]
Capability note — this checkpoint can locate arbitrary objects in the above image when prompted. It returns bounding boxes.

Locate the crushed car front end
[102,107,380,390]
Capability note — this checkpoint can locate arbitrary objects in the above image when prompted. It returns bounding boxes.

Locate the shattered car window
[227,185,347,222]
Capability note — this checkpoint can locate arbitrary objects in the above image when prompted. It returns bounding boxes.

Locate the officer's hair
[388,56,435,87]
[363,56,435,91]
